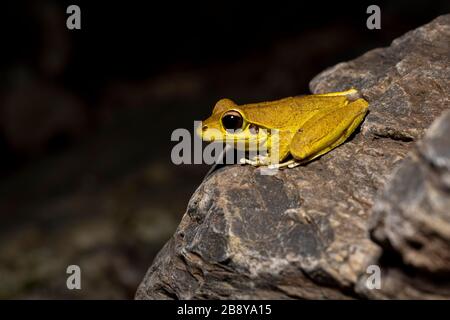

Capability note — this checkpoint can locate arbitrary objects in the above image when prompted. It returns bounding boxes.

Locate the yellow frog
[197,89,368,169]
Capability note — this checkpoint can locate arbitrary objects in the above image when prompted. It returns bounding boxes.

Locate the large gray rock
[357,109,450,299]
[136,15,450,299]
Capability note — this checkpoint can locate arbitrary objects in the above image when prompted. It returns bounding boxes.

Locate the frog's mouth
[197,123,270,145]
[203,132,267,143]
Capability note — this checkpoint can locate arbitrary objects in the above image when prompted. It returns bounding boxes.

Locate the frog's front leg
[239,154,271,167]
[240,147,290,167]
[240,133,292,168]
[244,156,297,169]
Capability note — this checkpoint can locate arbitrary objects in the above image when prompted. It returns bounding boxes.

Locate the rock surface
[357,109,450,299]
[136,15,450,299]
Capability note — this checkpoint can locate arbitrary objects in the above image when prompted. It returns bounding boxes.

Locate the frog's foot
[314,88,360,101]
[239,155,270,167]
[287,161,301,168]
[268,159,296,169]
[240,158,258,166]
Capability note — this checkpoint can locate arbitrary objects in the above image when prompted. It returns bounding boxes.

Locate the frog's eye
[221,111,244,132]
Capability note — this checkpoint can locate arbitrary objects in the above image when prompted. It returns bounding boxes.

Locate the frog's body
[198,89,369,169]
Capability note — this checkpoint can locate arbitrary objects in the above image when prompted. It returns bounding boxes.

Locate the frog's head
[197,98,268,148]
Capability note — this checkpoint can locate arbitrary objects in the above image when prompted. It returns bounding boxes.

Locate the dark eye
[221,111,244,132]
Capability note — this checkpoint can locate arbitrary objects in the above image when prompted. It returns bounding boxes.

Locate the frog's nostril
[202,125,208,132]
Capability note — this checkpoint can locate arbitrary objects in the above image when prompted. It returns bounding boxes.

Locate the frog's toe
[240,158,260,166]
[287,161,301,168]
[268,159,295,169]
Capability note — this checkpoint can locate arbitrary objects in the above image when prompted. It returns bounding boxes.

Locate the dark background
[0,0,448,299]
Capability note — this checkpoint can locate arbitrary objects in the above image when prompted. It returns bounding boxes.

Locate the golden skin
[197,89,369,169]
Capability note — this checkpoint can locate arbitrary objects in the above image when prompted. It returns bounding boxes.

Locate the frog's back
[240,95,348,129]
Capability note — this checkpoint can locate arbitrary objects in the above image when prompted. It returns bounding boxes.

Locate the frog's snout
[196,123,214,141]
[196,123,207,139]
[197,123,223,142]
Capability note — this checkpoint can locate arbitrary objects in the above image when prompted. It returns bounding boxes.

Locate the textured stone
[136,15,450,299]
[357,110,450,299]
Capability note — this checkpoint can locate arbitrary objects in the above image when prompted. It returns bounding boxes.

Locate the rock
[357,109,450,299]
[310,15,450,142]
[135,15,450,299]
